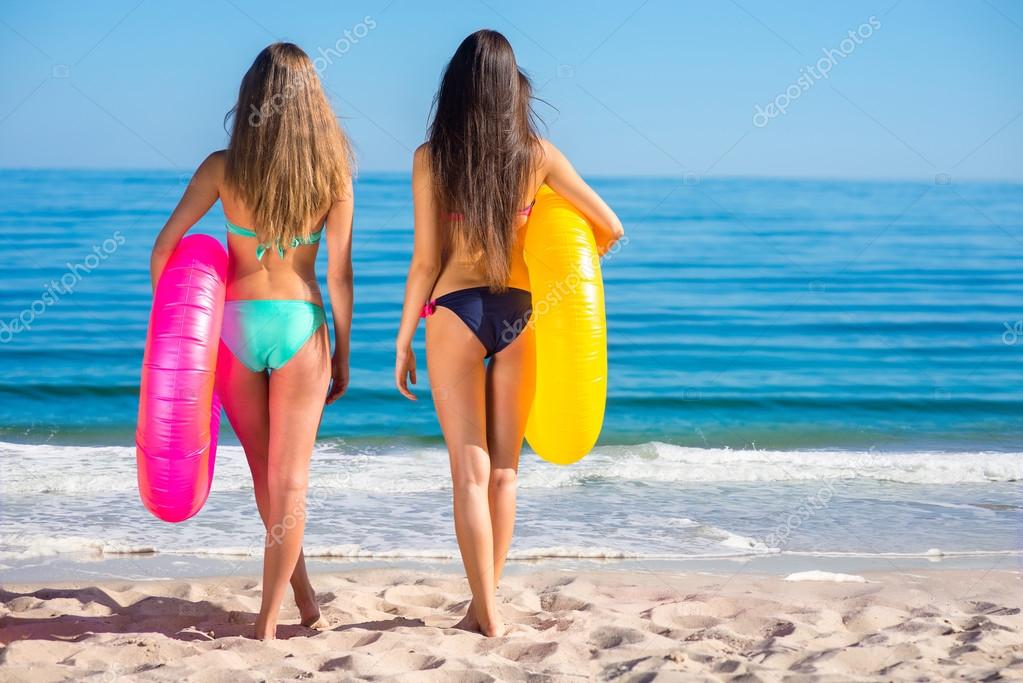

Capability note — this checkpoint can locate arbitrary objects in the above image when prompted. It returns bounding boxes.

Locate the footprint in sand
[496,640,559,664]
[539,592,592,612]
[352,631,382,648]
[646,600,736,634]
[967,601,1021,617]
[588,625,648,649]
[380,585,448,609]
[321,652,444,676]
[842,605,906,633]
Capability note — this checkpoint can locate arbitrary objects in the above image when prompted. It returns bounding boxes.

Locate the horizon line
[0,166,1020,187]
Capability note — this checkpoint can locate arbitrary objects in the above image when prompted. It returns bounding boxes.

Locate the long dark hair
[427,29,541,291]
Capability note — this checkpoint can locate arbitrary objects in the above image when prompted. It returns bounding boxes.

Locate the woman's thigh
[426,308,489,479]
[486,325,535,470]
[266,325,331,492]
[216,340,270,470]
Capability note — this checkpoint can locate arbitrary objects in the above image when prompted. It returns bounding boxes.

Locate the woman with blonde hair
[150,43,355,639]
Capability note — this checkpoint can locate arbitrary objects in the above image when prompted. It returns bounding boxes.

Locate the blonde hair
[225,43,354,247]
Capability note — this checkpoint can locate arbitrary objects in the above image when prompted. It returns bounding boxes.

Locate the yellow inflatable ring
[523,185,607,465]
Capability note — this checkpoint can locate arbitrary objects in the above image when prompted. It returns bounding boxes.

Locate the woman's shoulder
[413,142,431,163]
[535,138,561,168]
[194,150,227,178]
[192,150,227,190]
[203,150,228,171]
[412,143,433,178]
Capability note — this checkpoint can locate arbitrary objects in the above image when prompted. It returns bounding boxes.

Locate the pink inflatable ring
[136,234,227,522]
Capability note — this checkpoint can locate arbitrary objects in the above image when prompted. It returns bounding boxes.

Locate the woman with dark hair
[394,30,624,636]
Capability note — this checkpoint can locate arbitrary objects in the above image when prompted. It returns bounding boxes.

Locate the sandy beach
[1,567,1020,681]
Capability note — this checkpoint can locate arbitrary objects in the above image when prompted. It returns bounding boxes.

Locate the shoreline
[2,566,1020,680]
[3,549,1020,585]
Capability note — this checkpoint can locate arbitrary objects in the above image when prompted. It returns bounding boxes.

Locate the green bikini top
[226,220,324,260]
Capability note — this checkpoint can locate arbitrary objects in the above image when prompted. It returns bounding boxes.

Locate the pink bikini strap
[420,300,437,318]
[448,200,535,222]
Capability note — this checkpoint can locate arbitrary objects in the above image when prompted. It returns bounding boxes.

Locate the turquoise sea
[1,170,1021,579]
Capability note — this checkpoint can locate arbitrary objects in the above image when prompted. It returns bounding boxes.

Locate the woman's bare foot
[477,614,505,637]
[454,599,504,637]
[453,600,480,632]
[294,584,323,628]
[253,613,276,640]
[301,613,330,630]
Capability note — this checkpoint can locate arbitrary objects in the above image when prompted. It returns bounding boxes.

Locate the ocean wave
[1,440,1021,496]
[4,531,1020,563]
[0,517,779,561]
[0,537,774,562]
[782,548,1023,558]
[635,442,1023,484]
[0,534,157,559]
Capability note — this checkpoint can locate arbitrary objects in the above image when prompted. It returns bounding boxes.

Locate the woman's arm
[150,152,223,288]
[394,145,443,400]
[324,182,355,405]
[541,140,625,254]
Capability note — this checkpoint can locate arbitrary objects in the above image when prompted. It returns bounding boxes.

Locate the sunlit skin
[394,139,623,636]
[148,42,354,641]
[150,153,354,640]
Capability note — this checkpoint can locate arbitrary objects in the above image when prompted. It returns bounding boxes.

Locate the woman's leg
[485,324,535,587]
[425,308,504,636]
[216,342,322,627]
[455,325,536,632]
[252,325,331,640]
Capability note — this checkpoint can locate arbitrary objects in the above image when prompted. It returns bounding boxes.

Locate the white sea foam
[784,571,869,583]
[0,533,157,559]
[3,440,1019,569]
[783,548,1023,558]
[0,526,776,562]
[3,524,1020,565]
[640,443,1023,485]
[2,440,1020,497]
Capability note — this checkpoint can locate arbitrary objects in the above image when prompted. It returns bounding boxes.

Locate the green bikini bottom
[221,300,325,372]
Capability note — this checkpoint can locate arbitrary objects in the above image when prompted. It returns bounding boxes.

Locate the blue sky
[1,0,1021,180]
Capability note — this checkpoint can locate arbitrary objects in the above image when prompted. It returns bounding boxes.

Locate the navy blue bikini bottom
[422,287,533,358]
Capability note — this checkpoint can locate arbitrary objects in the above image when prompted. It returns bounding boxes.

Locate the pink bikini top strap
[448,199,536,222]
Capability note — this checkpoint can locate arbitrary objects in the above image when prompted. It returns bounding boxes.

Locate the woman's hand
[541,140,624,252]
[326,350,349,404]
[395,346,417,400]
[392,146,441,401]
